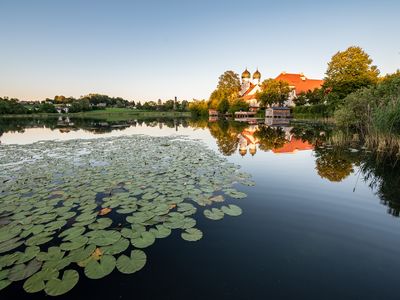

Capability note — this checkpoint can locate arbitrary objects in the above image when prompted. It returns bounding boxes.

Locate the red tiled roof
[242,94,257,101]
[272,138,314,153]
[242,83,256,97]
[275,73,324,94]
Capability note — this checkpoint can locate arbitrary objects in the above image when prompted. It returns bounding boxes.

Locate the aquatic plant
[0,135,253,295]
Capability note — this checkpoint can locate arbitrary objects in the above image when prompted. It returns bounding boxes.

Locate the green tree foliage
[335,71,400,136]
[142,101,157,110]
[69,99,91,113]
[80,94,129,107]
[0,98,28,114]
[324,46,380,107]
[294,88,324,106]
[256,79,291,107]
[217,98,230,114]
[38,102,57,113]
[209,71,240,110]
[188,100,209,117]
[228,98,249,113]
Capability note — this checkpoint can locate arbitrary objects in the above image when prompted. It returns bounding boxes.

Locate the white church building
[239,68,262,111]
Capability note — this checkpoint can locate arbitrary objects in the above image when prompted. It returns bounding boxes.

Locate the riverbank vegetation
[0,94,189,116]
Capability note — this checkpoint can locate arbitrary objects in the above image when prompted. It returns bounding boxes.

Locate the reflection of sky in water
[2,122,400,299]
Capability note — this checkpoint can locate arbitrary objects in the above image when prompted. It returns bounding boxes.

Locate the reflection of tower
[238,133,248,156]
[237,126,260,157]
[249,144,257,156]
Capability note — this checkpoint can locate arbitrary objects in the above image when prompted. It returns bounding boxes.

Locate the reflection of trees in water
[0,117,191,137]
[207,121,246,156]
[314,148,355,182]
[361,154,400,217]
[254,125,286,151]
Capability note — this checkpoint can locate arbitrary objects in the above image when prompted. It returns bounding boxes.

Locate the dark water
[1,116,400,300]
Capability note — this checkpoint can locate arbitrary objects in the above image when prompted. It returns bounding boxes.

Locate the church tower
[240,68,251,96]
[253,69,261,85]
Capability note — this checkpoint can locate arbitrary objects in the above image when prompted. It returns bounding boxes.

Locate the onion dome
[253,69,261,80]
[241,69,251,79]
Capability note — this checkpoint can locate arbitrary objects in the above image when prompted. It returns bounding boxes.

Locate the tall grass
[334,72,400,157]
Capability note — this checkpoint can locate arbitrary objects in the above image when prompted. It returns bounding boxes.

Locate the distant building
[239,69,324,109]
[239,69,262,111]
[275,72,324,106]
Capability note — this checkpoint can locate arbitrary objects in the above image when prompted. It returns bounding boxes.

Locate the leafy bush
[335,71,400,136]
[293,104,330,116]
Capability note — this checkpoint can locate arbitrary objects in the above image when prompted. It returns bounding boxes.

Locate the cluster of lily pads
[0,135,254,296]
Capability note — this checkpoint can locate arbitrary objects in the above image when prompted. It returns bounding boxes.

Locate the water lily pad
[149,224,171,238]
[84,255,116,279]
[221,204,242,216]
[0,237,23,253]
[60,236,88,251]
[88,218,113,230]
[204,208,224,220]
[16,246,40,264]
[0,279,11,291]
[101,238,129,255]
[224,189,247,199]
[181,228,203,241]
[23,268,59,293]
[44,270,79,296]
[87,230,121,246]
[42,256,72,271]
[0,253,19,268]
[37,247,65,261]
[116,250,146,274]
[9,259,42,281]
[131,231,155,248]
[59,226,85,240]
[68,244,96,263]
[25,232,54,246]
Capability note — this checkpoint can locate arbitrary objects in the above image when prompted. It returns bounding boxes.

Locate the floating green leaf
[101,238,129,255]
[131,231,155,248]
[87,230,121,246]
[60,236,88,251]
[149,224,171,239]
[9,259,42,281]
[0,237,23,253]
[84,255,116,279]
[23,268,59,293]
[221,204,242,216]
[204,208,224,220]
[116,250,146,274]
[44,270,79,296]
[181,228,203,242]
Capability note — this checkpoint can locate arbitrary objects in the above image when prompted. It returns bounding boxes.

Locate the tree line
[0,94,189,114]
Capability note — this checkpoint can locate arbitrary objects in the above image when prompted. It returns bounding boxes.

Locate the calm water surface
[1,117,400,300]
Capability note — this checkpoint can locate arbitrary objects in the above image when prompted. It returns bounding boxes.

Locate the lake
[1,116,400,300]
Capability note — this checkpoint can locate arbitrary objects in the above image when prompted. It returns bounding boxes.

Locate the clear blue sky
[0,0,399,101]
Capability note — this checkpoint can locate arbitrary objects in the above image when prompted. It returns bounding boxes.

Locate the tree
[324,46,380,107]
[257,79,291,107]
[38,102,57,113]
[217,97,230,113]
[228,98,249,113]
[294,88,324,106]
[209,70,241,109]
[188,100,208,117]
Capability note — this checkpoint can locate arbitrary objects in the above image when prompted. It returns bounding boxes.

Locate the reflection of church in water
[237,124,313,156]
